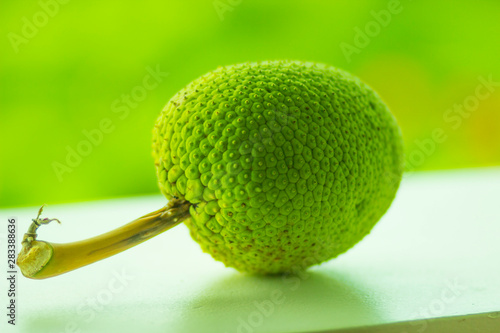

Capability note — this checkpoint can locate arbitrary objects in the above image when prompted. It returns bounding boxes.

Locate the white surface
[1,168,500,333]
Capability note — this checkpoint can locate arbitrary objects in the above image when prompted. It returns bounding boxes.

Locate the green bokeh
[1,0,499,208]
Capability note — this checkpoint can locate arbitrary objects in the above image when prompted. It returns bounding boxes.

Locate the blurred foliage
[1,0,499,207]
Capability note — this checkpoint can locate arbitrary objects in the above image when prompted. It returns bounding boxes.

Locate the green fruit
[152,60,404,274]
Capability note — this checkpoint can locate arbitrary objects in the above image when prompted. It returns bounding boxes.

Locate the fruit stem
[17,199,191,279]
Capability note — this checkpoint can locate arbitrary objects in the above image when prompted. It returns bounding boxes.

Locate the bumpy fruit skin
[152,61,403,274]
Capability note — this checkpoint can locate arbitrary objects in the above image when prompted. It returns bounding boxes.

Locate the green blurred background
[1,0,499,208]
